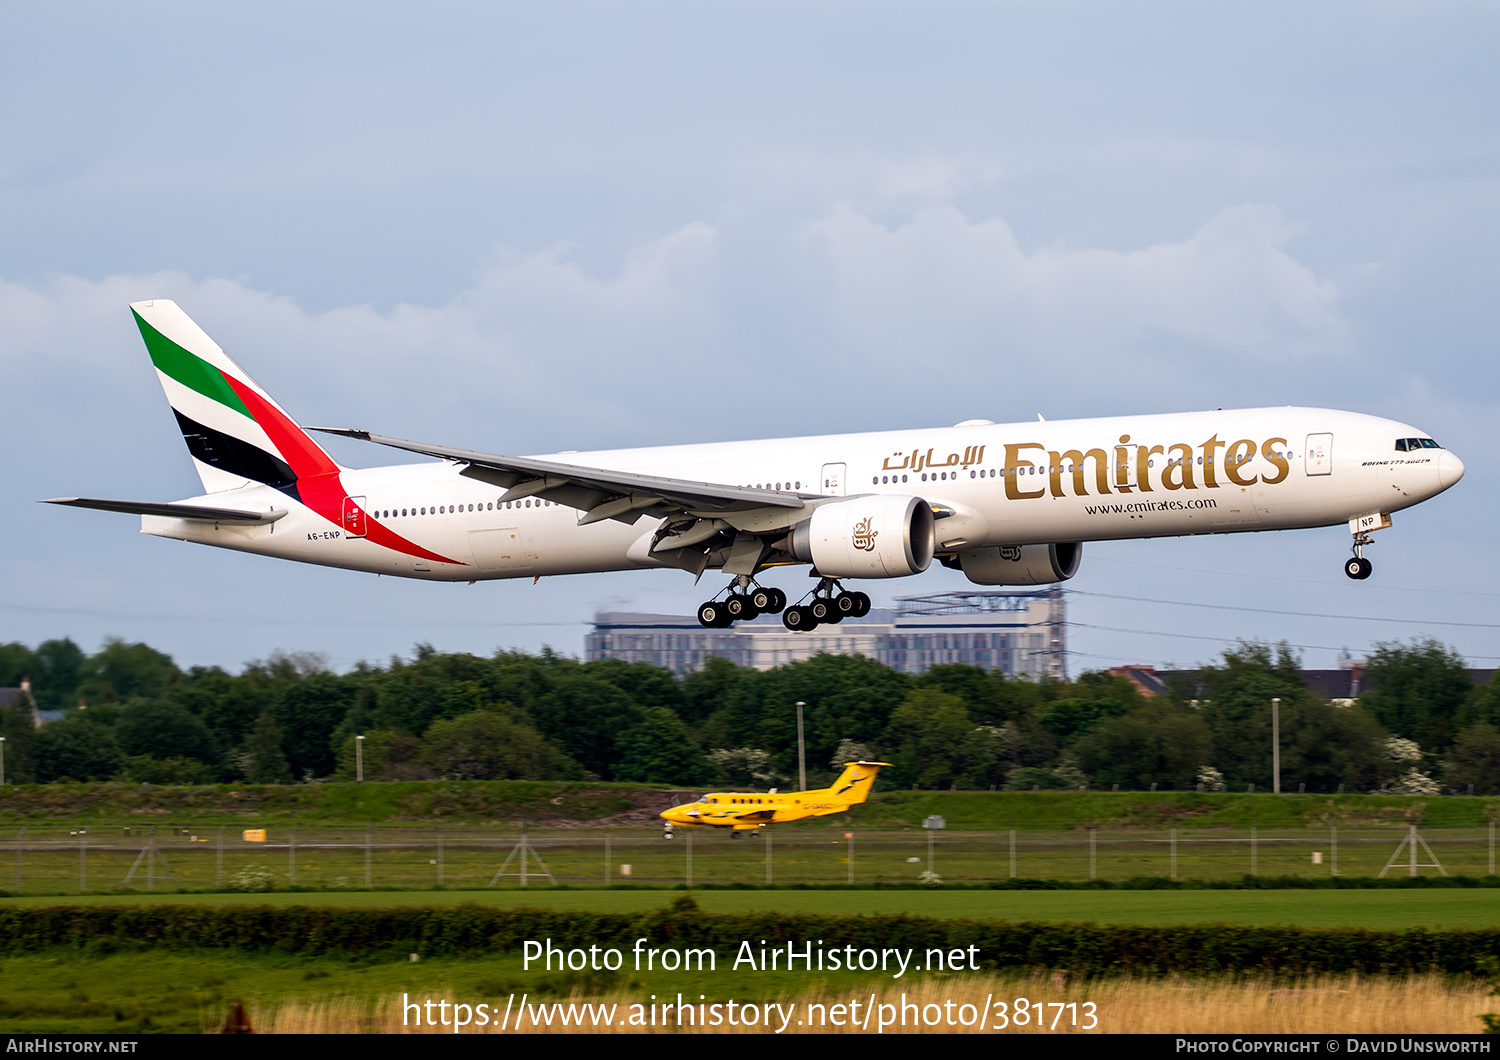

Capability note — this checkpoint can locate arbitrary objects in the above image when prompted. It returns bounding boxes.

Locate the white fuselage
[140,407,1463,583]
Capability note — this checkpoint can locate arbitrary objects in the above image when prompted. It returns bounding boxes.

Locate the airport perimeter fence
[4,821,1499,894]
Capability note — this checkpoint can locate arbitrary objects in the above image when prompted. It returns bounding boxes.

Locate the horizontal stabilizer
[42,497,287,524]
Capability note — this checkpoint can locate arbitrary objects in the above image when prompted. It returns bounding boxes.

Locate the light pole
[1271,697,1281,795]
[0,736,6,786]
[795,702,806,792]
[355,734,365,782]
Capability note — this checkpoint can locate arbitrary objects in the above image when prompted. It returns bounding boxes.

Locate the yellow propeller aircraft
[659,761,892,835]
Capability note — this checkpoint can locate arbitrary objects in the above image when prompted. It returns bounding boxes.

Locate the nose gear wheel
[1345,532,1374,580]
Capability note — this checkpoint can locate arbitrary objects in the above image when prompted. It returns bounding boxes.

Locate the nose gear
[1345,530,1374,580]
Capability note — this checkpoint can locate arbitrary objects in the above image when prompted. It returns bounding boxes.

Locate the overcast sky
[3,2,1498,676]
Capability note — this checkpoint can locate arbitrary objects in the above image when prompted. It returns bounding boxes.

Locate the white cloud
[0,221,720,443]
[807,202,1343,368]
[1,203,1343,453]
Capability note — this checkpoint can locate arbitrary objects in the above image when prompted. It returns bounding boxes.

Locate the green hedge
[6,874,1495,899]
[2,898,1498,977]
[673,875,1500,891]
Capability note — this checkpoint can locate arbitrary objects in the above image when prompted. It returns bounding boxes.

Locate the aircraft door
[1305,434,1333,476]
[342,496,368,538]
[820,462,846,496]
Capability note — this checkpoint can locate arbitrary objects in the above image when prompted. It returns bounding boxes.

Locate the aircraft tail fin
[130,300,340,496]
[823,761,892,805]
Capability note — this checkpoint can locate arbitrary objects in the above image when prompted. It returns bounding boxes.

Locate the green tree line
[1,636,1498,794]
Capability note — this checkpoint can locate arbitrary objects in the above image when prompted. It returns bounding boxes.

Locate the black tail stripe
[172,410,301,501]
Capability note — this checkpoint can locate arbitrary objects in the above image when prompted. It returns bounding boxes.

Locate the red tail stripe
[221,372,464,566]
[221,376,339,479]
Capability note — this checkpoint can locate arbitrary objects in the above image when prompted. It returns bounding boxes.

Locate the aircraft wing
[42,497,288,524]
[313,428,817,573]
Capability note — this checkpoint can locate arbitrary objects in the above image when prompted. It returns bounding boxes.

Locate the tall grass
[238,973,1492,1034]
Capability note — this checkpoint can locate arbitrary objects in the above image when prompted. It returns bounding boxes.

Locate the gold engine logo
[852,517,877,551]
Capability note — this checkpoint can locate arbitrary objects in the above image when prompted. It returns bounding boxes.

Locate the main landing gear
[781,577,871,632]
[696,575,787,628]
[1345,532,1373,580]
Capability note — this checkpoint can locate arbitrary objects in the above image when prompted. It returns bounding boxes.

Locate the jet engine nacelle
[959,542,1082,586]
[786,495,936,578]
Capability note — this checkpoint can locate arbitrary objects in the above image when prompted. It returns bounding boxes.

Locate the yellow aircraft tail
[822,761,891,805]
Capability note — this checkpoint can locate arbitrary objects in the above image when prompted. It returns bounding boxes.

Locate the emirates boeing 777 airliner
[48,301,1464,631]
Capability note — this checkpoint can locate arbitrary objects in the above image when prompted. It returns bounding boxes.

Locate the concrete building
[587,588,1066,678]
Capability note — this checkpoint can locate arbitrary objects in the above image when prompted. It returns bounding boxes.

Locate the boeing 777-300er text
[47,301,1465,630]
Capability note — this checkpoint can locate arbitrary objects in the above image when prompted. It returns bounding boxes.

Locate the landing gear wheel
[725,594,756,621]
[748,587,773,612]
[766,587,787,613]
[808,598,832,623]
[783,605,815,631]
[849,591,871,617]
[698,601,728,627]
[833,593,859,617]
[1344,557,1372,580]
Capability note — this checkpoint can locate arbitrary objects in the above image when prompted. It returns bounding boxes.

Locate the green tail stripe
[132,309,252,419]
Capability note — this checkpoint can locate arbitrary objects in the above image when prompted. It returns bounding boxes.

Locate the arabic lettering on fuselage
[882,434,1298,499]
[881,445,986,473]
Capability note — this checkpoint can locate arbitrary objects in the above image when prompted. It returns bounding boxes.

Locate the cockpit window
[1396,438,1443,452]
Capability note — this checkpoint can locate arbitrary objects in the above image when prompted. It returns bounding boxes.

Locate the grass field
[3,781,1497,832]
[4,823,1496,892]
[6,886,1500,929]
[1,949,1493,1035]
[5,787,1498,1034]
[259,975,1496,1035]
